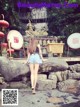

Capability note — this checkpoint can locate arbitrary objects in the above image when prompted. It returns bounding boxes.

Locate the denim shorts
[28,53,42,64]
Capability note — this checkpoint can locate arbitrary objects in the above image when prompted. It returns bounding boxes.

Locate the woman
[26,37,45,94]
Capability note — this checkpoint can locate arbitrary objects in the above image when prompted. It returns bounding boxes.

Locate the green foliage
[47,2,80,37]
[0,0,23,32]
[69,0,77,3]
[68,0,80,3]
[0,0,80,37]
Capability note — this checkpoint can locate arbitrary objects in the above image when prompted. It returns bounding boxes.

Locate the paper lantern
[1,43,7,47]
[0,14,9,28]
[0,31,5,37]
[0,20,9,28]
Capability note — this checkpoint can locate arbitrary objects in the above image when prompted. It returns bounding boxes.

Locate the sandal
[32,88,36,94]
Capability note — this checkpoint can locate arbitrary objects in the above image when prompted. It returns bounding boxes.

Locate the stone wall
[0,56,80,94]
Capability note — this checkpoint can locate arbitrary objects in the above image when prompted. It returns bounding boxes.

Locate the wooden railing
[23,36,64,56]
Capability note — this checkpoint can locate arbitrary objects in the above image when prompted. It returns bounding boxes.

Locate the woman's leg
[34,64,39,89]
[29,64,35,89]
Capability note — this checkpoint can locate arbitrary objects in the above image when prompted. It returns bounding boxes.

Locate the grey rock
[55,71,63,82]
[0,57,29,82]
[9,82,28,88]
[37,79,57,90]
[40,57,68,73]
[48,70,69,82]
[69,72,80,79]
[58,79,79,94]
[38,74,47,80]
[69,64,80,72]
[61,70,69,81]
[48,72,58,81]
[0,56,68,82]
[0,82,9,90]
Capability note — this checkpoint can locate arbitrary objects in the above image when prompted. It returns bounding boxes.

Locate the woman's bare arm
[26,50,30,63]
[37,44,44,60]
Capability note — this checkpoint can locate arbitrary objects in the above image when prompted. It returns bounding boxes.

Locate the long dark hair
[27,37,38,54]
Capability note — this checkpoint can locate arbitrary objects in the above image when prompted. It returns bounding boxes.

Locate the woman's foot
[32,88,36,94]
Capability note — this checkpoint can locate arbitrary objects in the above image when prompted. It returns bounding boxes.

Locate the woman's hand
[26,60,29,64]
[22,60,28,64]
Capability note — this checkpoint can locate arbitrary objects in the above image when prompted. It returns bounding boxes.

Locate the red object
[14,37,19,43]
[67,33,80,49]
[7,49,14,53]
[0,20,9,28]
[7,30,23,50]
[1,43,7,47]
[0,31,5,37]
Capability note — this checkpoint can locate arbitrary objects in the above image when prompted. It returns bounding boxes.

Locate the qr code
[1,89,18,106]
